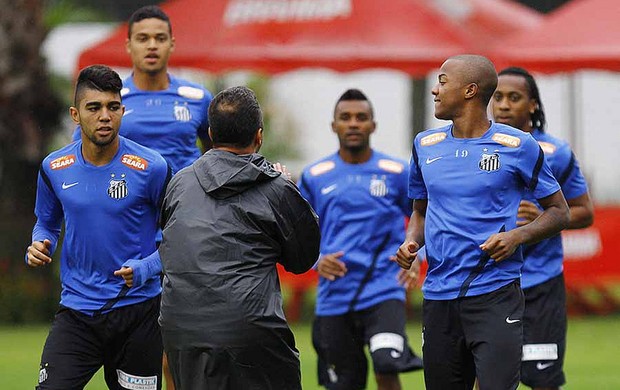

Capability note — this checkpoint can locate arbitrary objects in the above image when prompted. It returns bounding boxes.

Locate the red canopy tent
[426,0,542,48]
[492,0,620,73]
[78,0,476,76]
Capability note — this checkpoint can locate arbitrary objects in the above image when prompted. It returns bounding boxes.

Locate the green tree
[0,0,108,323]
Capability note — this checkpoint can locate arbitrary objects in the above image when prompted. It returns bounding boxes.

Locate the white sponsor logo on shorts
[536,361,555,370]
[117,369,157,390]
[39,367,48,383]
[327,366,338,383]
[505,316,520,324]
[522,343,559,361]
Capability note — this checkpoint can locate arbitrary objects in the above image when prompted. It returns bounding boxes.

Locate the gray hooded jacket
[159,149,320,347]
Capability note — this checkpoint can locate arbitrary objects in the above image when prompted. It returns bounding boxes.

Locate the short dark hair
[450,54,498,106]
[334,88,374,118]
[498,67,547,132]
[74,65,122,106]
[128,5,172,38]
[208,86,263,148]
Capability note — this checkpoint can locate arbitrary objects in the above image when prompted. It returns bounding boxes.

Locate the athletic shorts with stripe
[422,279,524,390]
[312,299,423,390]
[521,273,567,388]
[36,296,162,390]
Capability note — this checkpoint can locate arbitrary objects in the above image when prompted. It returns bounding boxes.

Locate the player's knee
[371,349,404,373]
[369,332,406,373]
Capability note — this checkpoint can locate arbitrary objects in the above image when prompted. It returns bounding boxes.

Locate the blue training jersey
[409,123,561,300]
[521,129,589,289]
[73,74,212,174]
[299,151,411,316]
[32,137,170,314]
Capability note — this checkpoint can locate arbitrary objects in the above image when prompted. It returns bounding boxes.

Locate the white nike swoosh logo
[505,316,520,324]
[536,362,554,370]
[321,184,338,195]
[61,182,79,190]
[123,109,134,116]
[425,156,442,164]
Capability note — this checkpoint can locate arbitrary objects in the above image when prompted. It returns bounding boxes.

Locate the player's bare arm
[482,190,569,262]
[316,251,347,281]
[566,192,594,229]
[397,259,420,291]
[516,199,541,226]
[517,191,593,229]
[394,199,426,269]
[27,239,53,267]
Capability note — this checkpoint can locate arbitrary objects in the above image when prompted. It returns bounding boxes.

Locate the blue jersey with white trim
[32,137,170,314]
[299,151,411,316]
[73,74,212,174]
[409,123,561,300]
[521,129,589,289]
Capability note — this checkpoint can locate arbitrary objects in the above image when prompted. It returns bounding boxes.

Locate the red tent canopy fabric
[426,0,542,48]
[78,0,476,76]
[492,0,620,73]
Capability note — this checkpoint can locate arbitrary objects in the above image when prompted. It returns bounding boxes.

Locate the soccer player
[73,5,212,174]
[76,6,212,386]
[395,55,570,390]
[26,65,170,390]
[158,86,321,389]
[492,67,594,390]
[298,89,424,390]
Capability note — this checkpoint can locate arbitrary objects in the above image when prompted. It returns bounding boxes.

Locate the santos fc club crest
[369,175,388,197]
[478,150,501,172]
[108,173,128,199]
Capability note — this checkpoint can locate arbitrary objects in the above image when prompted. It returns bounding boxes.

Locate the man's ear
[464,83,479,100]
[69,107,80,125]
[256,128,263,150]
[529,100,538,115]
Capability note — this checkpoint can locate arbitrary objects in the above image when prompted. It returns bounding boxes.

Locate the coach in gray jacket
[159,86,320,390]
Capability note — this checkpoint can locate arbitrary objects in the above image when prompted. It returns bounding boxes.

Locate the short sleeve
[408,138,427,200]
[518,134,561,200]
[297,171,315,208]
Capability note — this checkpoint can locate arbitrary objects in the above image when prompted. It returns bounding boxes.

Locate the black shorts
[36,296,163,390]
[422,280,524,390]
[164,326,302,390]
[521,273,567,388]
[312,299,423,390]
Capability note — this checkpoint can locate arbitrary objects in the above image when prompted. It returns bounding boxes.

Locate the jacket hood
[193,149,280,199]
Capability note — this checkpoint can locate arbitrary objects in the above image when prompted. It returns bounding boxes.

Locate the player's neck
[81,137,120,166]
[521,123,534,133]
[339,148,371,164]
[132,69,170,91]
[451,111,491,139]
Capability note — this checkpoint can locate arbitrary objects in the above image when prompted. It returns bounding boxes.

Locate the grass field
[2,316,619,389]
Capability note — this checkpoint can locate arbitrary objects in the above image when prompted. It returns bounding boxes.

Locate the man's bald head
[446,54,498,105]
